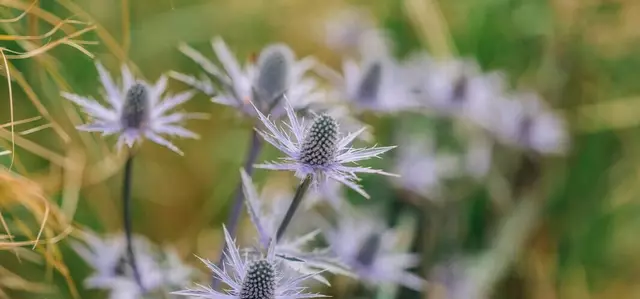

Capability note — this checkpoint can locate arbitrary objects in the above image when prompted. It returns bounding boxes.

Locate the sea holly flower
[253,100,397,199]
[63,62,204,155]
[173,227,327,299]
[171,37,322,118]
[338,55,416,113]
[407,55,505,127]
[72,232,196,299]
[490,93,568,155]
[306,207,425,290]
[392,135,461,201]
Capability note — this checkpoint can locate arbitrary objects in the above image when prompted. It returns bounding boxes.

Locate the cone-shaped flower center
[240,259,276,299]
[451,74,468,104]
[121,83,150,130]
[255,46,291,106]
[517,114,534,147]
[300,115,339,167]
[355,232,381,268]
[357,61,382,103]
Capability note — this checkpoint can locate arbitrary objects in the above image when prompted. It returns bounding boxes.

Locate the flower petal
[152,91,196,118]
[144,131,184,155]
[95,62,122,109]
[62,92,118,121]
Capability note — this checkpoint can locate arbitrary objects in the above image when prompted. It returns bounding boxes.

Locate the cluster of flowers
[66,7,568,299]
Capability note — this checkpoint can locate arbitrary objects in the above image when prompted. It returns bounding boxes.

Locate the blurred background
[1,0,640,298]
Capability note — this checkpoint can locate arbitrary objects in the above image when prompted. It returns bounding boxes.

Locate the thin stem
[122,152,144,292]
[213,130,263,287]
[276,175,312,242]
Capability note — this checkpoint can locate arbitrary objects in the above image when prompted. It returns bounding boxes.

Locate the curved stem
[122,152,144,292]
[213,130,263,287]
[276,175,312,242]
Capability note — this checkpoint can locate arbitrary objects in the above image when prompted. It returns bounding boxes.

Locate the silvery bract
[173,226,327,299]
[63,62,203,155]
[171,37,322,118]
[253,100,397,199]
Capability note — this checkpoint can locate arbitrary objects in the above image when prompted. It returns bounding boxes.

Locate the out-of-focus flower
[173,226,327,299]
[490,93,568,155]
[428,260,476,299]
[253,100,397,198]
[72,232,196,299]
[322,6,376,54]
[392,136,461,201]
[71,232,126,289]
[338,55,417,113]
[63,62,204,155]
[171,38,321,118]
[317,207,425,290]
[407,56,505,127]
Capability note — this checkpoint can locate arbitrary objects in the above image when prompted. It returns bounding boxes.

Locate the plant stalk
[213,130,263,287]
[122,152,144,292]
[276,175,312,242]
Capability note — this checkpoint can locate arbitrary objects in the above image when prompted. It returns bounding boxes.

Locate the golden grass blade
[5,61,70,143]
[574,97,640,132]
[0,116,42,128]
[0,49,15,171]
[60,148,85,221]
[0,128,67,167]
[0,0,77,35]
[18,123,52,135]
[0,0,36,23]
[404,0,457,58]
[0,18,89,41]
[55,0,133,65]
[2,25,96,59]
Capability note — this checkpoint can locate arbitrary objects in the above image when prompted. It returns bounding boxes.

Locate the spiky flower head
[254,45,294,106]
[63,62,204,155]
[240,259,276,299]
[253,100,397,199]
[299,115,339,167]
[172,226,327,299]
[170,37,322,118]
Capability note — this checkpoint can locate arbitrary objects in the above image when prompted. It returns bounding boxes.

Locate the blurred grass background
[2,0,640,298]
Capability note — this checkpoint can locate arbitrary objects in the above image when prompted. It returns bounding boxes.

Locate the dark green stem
[122,153,144,292]
[213,130,263,288]
[276,175,312,242]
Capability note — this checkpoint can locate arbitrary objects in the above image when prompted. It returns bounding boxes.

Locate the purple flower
[173,227,327,299]
[253,100,397,199]
[171,38,321,118]
[63,62,204,155]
